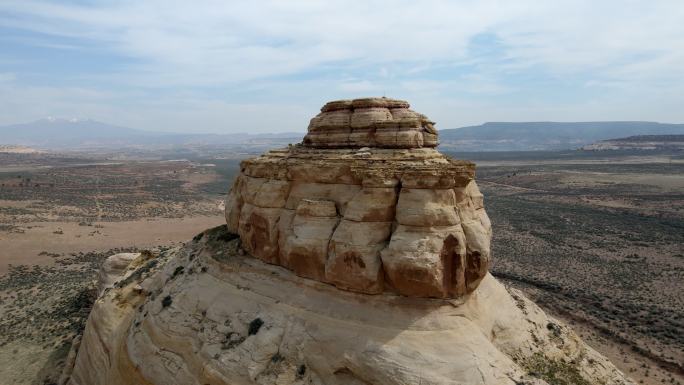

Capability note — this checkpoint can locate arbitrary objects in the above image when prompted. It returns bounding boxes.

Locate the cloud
[0,0,683,131]
[6,0,679,85]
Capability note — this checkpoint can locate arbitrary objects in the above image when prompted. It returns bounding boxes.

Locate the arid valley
[0,146,681,384]
[3,2,684,384]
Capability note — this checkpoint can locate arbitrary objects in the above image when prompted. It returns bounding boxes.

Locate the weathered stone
[380,225,466,297]
[97,253,140,296]
[295,198,337,217]
[252,179,290,208]
[280,200,339,281]
[325,220,391,293]
[326,242,385,293]
[389,107,421,120]
[330,220,391,246]
[396,188,459,227]
[238,175,267,205]
[303,97,438,149]
[350,107,392,128]
[321,99,353,112]
[344,187,397,222]
[285,182,360,215]
[224,97,489,298]
[288,162,356,184]
[237,204,281,264]
[224,189,242,232]
[308,109,352,130]
[351,97,409,109]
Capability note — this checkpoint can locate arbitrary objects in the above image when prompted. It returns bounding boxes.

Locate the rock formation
[65,98,635,385]
[225,97,490,298]
[302,97,438,148]
[97,252,140,296]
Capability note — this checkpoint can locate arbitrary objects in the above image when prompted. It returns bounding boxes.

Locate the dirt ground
[0,216,224,274]
[1,149,682,384]
[463,151,684,385]
[0,151,232,384]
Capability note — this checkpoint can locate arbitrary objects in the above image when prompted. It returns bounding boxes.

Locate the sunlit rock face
[225,97,492,298]
[303,97,438,148]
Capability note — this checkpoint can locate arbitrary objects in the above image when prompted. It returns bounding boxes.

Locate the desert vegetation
[1,148,682,384]
[456,151,684,385]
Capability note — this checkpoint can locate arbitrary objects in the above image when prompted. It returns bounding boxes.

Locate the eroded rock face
[97,252,140,296]
[303,97,437,148]
[225,97,491,298]
[66,229,635,385]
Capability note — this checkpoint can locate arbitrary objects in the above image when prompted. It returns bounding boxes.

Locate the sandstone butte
[64,98,635,385]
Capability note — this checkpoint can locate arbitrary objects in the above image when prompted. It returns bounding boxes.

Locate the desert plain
[0,148,682,385]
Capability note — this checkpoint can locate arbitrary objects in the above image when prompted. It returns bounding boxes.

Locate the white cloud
[0,0,683,131]
[8,0,680,85]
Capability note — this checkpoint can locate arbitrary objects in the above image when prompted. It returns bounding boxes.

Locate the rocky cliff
[225,97,489,298]
[66,98,635,385]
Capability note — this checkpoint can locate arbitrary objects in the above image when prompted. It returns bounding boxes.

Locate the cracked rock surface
[66,228,634,385]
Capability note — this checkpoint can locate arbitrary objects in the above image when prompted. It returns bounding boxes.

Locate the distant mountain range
[0,118,302,149]
[581,134,684,151]
[2,118,684,151]
[439,121,684,151]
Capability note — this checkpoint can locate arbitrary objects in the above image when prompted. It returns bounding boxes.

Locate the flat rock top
[320,97,411,111]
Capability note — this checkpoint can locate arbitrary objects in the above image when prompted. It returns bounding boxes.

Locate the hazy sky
[1,0,683,133]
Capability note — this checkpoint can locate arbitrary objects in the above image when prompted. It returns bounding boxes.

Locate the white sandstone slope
[66,226,634,385]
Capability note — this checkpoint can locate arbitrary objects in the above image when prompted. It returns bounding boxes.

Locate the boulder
[97,252,139,296]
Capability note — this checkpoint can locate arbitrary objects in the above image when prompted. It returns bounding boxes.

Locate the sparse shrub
[171,266,184,278]
[524,352,592,385]
[161,295,172,308]
[248,318,264,335]
[546,322,562,337]
[271,352,284,363]
[221,332,245,349]
[297,364,306,378]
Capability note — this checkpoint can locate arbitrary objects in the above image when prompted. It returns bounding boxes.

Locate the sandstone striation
[303,97,437,148]
[225,97,490,298]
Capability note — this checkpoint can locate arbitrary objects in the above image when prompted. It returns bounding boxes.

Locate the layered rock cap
[303,97,438,148]
[224,97,492,298]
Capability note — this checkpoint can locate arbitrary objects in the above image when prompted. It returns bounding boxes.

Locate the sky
[1,0,683,134]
